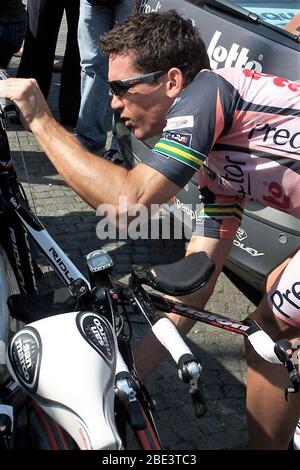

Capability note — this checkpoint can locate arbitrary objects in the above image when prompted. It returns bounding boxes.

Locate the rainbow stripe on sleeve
[198,203,244,220]
[154,138,205,171]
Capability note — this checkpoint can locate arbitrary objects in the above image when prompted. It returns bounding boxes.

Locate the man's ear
[165,68,185,98]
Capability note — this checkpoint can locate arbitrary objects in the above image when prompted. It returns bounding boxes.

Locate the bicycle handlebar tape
[247,330,282,364]
[152,317,200,367]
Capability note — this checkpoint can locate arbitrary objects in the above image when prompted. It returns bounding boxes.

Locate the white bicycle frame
[6,311,123,450]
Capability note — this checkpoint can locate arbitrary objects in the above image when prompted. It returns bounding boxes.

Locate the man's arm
[0,78,180,212]
[29,115,180,211]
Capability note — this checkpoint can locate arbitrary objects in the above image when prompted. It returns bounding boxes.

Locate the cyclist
[0,11,299,450]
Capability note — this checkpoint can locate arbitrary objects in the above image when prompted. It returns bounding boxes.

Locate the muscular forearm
[0,77,140,209]
[0,78,181,214]
[31,115,133,209]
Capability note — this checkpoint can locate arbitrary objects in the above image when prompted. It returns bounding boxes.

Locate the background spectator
[75,0,136,153]
[0,0,27,71]
[17,0,81,127]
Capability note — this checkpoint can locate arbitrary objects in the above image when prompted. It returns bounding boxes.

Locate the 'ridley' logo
[236,227,248,242]
[48,247,75,283]
[234,227,265,257]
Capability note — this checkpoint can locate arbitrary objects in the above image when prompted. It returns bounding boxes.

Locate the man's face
[108,53,175,140]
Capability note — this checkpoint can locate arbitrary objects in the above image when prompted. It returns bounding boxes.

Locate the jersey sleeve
[193,168,245,240]
[143,70,236,188]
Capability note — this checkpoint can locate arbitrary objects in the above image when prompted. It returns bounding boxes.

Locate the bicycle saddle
[132,251,215,296]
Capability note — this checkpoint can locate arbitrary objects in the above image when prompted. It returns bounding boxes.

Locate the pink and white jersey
[209,68,300,217]
[144,68,300,240]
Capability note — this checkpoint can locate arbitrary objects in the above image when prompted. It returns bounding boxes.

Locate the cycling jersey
[144,68,300,240]
[268,248,300,327]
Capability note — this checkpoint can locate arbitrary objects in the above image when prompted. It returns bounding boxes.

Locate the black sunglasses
[107,63,187,97]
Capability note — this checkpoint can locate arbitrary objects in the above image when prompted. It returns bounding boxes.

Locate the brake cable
[15,129,38,217]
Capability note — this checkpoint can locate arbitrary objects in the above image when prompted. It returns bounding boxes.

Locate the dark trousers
[17,0,81,126]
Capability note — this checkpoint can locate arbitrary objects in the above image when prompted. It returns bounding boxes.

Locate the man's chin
[133,128,158,141]
[132,128,145,140]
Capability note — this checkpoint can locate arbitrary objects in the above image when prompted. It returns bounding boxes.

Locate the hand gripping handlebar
[244,319,299,397]
[0,72,20,124]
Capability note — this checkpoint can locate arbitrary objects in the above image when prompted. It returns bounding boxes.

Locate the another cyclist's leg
[133,236,233,379]
[245,249,300,449]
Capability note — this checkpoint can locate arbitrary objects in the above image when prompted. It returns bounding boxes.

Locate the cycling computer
[86,249,113,273]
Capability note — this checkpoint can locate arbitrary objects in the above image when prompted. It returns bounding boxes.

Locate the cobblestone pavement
[6,14,255,450]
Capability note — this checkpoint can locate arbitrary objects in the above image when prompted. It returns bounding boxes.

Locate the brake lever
[274,339,300,399]
[179,360,207,417]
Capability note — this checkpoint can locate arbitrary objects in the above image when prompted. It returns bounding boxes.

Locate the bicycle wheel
[0,246,20,383]
[116,396,161,450]
[15,400,78,450]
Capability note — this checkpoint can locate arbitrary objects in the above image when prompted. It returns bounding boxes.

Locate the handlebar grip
[152,317,197,366]
[247,330,282,364]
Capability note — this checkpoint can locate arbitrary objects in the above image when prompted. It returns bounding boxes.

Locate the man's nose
[111,94,124,111]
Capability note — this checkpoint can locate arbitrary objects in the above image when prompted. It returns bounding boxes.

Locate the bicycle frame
[1,105,298,450]
[0,114,161,450]
[0,178,89,293]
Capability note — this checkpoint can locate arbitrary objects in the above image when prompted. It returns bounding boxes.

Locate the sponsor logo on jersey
[243,69,300,92]
[263,181,290,210]
[270,281,300,318]
[175,198,203,222]
[222,155,251,198]
[164,115,194,131]
[249,123,300,150]
[207,31,263,71]
[162,131,192,146]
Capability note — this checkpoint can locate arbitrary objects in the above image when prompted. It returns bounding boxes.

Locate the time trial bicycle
[0,88,299,450]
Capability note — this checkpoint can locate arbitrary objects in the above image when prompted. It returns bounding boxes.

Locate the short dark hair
[101,10,210,85]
